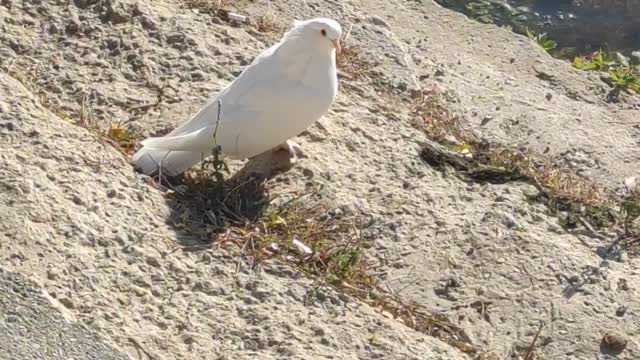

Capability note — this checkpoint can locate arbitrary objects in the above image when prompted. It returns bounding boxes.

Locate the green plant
[526,28,557,52]
[200,100,229,190]
[106,123,142,155]
[573,49,616,71]
[609,66,640,93]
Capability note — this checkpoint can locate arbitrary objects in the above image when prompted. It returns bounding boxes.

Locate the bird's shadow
[159,148,296,251]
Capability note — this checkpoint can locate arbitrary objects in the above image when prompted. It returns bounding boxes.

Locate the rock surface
[0,267,129,360]
[1,0,639,359]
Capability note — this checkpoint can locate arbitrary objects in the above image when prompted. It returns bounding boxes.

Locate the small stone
[182,333,196,345]
[71,194,86,206]
[368,16,391,29]
[312,326,326,336]
[146,256,162,268]
[302,168,314,178]
[601,332,627,354]
[191,71,205,81]
[630,51,640,65]
[59,296,75,309]
[616,52,630,67]
[47,269,60,281]
[114,230,128,245]
[615,305,627,317]
[624,177,638,192]
[329,208,344,217]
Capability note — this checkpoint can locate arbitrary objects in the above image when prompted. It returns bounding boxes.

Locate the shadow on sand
[158,148,297,250]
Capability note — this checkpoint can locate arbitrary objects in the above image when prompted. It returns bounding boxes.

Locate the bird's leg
[273,140,305,163]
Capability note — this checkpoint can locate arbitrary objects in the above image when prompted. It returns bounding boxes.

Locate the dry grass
[337,40,372,81]
[182,0,244,14]
[4,65,146,158]
[251,13,285,36]
[209,197,476,353]
[335,23,372,81]
[160,160,476,354]
[411,90,468,143]
[105,123,143,156]
[412,89,617,230]
[412,88,640,253]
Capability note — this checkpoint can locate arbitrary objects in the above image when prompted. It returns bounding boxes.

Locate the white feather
[131,18,342,176]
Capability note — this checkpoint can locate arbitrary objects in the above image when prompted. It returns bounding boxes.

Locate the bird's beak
[332,39,341,56]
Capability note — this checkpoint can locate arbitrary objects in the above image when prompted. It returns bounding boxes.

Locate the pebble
[106,188,118,198]
[71,194,86,206]
[368,16,391,30]
[601,332,627,353]
[312,326,326,336]
[615,305,627,317]
[146,256,162,268]
[114,230,129,245]
[47,268,60,281]
[58,296,75,309]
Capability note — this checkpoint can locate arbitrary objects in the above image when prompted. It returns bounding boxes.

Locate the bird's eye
[321,29,327,36]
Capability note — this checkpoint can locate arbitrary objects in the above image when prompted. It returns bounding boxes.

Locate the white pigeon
[131,17,342,176]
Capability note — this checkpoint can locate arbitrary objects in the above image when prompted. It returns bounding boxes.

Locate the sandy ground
[1,0,639,359]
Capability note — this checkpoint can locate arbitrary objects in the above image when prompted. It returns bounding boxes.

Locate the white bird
[131,17,342,176]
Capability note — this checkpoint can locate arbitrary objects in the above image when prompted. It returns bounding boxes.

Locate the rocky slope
[1,0,639,359]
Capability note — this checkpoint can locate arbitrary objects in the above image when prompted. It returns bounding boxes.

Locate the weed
[251,12,284,36]
[413,91,612,227]
[336,42,371,81]
[622,189,640,234]
[609,66,640,93]
[573,50,616,71]
[526,28,557,52]
[209,198,474,352]
[336,25,372,81]
[106,123,142,155]
[411,91,468,143]
[182,0,252,19]
[573,50,640,94]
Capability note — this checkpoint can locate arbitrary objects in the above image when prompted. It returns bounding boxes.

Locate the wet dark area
[436,0,640,59]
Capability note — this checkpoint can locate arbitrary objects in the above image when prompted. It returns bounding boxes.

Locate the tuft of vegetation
[410,90,640,243]
[221,202,372,287]
[251,12,285,36]
[5,65,146,156]
[161,170,476,353]
[609,66,640,93]
[573,50,640,95]
[336,25,372,81]
[526,28,557,52]
[183,0,249,14]
[336,42,372,81]
[106,123,143,155]
[207,198,476,353]
[573,50,616,71]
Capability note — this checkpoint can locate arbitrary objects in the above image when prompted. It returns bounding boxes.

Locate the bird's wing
[162,41,286,138]
[140,127,212,152]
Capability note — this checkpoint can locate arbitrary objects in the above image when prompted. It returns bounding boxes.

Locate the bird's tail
[130,148,204,176]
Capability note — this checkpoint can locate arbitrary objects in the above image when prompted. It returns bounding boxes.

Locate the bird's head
[287,18,342,56]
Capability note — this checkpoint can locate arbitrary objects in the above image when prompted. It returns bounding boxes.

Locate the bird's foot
[273,140,305,163]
